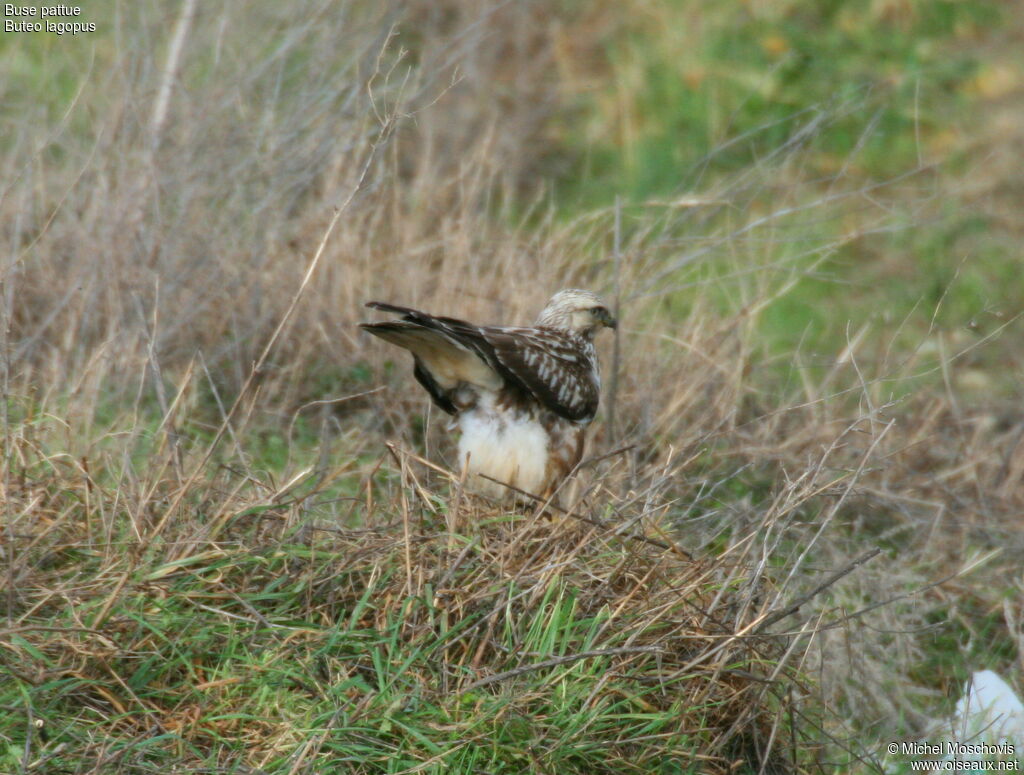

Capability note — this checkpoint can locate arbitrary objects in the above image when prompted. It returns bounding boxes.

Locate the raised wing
[361,303,600,422]
[478,327,599,422]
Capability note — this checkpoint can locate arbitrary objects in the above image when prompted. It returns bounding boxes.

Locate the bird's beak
[597,308,617,329]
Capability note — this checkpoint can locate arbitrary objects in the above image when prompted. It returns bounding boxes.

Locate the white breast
[457,395,550,498]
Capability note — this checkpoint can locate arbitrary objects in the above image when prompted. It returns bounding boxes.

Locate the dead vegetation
[2,430,810,771]
[2,0,1023,773]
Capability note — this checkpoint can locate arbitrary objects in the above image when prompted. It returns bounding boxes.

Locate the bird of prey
[360,289,616,501]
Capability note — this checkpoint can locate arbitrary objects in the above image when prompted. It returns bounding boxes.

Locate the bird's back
[361,295,610,500]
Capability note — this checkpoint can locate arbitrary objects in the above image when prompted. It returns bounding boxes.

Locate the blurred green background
[2,1,1023,772]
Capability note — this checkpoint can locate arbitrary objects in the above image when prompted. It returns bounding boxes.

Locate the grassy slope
[3,416,805,773]
[2,1,1023,773]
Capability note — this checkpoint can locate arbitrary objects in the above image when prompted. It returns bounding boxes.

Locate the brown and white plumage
[360,289,616,500]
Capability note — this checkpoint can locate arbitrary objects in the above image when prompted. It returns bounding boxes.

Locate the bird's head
[535,289,617,337]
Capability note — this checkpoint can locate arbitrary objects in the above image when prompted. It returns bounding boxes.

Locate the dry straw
[2,1,1023,773]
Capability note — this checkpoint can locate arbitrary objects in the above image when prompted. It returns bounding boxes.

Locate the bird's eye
[591,306,607,317]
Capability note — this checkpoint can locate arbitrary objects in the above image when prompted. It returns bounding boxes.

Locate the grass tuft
[3,1,1023,773]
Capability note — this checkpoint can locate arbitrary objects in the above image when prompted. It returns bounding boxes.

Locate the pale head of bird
[534,289,617,337]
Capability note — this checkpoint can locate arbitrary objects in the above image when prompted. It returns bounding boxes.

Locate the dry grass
[3,425,811,771]
[2,0,1023,773]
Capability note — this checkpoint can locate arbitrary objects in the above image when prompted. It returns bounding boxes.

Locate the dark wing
[361,302,599,422]
[364,302,477,333]
[361,303,505,416]
[479,327,599,422]
[411,355,457,415]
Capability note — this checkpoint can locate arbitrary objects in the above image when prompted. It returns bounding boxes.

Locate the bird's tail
[364,301,422,317]
[358,319,427,346]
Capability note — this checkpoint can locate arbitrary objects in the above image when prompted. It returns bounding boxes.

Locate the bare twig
[755,548,882,632]
[150,0,198,148]
[475,470,693,559]
[460,646,663,693]
[607,195,623,444]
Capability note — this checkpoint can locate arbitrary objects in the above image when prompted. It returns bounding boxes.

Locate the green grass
[555,0,999,205]
[548,0,1020,374]
[1,430,801,773]
[4,1,1024,772]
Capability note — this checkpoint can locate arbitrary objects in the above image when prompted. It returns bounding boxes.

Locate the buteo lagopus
[360,289,616,500]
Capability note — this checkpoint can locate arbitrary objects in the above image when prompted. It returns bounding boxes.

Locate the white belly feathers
[457,394,550,498]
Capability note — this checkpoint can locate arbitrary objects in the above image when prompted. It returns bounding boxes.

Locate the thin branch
[607,194,623,443]
[755,548,881,632]
[477,470,692,559]
[460,646,663,693]
[150,0,198,149]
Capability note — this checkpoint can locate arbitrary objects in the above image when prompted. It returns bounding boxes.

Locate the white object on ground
[884,670,1024,774]
[952,669,1024,746]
